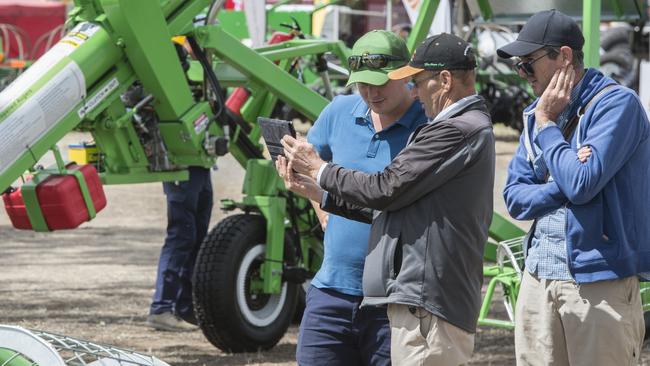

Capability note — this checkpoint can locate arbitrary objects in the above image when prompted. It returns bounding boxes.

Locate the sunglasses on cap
[348,54,405,71]
[514,49,557,76]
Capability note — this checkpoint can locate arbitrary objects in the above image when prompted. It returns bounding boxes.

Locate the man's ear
[440,70,453,91]
[560,46,573,67]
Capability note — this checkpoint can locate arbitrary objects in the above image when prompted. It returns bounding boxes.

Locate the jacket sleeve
[503,133,568,220]
[536,89,647,205]
[318,121,469,211]
[319,192,373,224]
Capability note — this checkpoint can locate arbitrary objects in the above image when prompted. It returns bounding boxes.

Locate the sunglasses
[348,54,405,71]
[514,50,556,76]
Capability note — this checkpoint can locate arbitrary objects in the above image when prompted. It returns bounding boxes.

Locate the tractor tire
[193,214,299,353]
[600,51,638,90]
[601,26,631,52]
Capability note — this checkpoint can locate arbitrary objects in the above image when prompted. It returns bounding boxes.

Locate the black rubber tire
[193,214,299,353]
[601,26,631,52]
[600,51,638,90]
[606,45,636,66]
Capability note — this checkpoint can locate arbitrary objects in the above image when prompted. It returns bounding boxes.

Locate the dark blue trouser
[297,286,391,366]
[150,166,213,319]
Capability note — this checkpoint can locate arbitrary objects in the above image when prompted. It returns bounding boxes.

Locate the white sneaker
[146,312,199,332]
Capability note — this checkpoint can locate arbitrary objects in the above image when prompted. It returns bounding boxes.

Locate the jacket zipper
[565,118,579,285]
[564,86,620,286]
[523,105,577,284]
[522,108,536,162]
[522,108,536,260]
[575,109,586,149]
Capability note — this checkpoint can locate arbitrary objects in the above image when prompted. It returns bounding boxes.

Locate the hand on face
[275,155,324,202]
[281,135,324,180]
[535,64,575,126]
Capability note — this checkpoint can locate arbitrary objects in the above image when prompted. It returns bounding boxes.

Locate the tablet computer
[257,117,297,163]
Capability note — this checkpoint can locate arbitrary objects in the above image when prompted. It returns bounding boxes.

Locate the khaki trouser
[515,270,644,366]
[387,303,474,366]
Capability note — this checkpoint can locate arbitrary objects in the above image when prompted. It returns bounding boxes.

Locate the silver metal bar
[386,0,392,31]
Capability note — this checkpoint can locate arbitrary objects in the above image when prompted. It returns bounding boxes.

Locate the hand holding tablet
[257,117,297,163]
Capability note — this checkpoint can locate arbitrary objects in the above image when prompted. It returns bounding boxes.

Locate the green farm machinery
[1,0,650,362]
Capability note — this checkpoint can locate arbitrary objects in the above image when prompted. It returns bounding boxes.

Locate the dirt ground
[1,128,649,365]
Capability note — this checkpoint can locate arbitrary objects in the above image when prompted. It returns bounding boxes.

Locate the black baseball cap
[497,9,584,58]
[388,33,476,80]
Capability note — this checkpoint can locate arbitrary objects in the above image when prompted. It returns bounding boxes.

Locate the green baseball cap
[346,30,410,87]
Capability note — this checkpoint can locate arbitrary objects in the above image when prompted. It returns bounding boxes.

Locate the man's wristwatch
[537,120,557,132]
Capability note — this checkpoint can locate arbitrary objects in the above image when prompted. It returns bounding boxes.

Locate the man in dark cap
[296,30,427,366]
[499,9,650,365]
[278,33,495,365]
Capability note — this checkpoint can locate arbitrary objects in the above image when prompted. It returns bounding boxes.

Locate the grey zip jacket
[319,97,494,333]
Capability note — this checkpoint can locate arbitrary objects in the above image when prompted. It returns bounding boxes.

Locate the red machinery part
[225,87,250,116]
[0,0,66,59]
[268,31,293,44]
[225,0,314,9]
[3,164,107,231]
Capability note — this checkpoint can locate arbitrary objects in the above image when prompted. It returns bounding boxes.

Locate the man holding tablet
[295,30,427,365]
[281,33,494,365]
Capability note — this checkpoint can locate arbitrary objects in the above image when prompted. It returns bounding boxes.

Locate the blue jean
[297,286,391,366]
[150,167,213,319]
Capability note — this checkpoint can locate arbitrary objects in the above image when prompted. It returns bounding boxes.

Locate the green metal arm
[406,0,440,53]
[196,25,331,122]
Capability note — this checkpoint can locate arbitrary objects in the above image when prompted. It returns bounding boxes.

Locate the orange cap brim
[388,65,424,80]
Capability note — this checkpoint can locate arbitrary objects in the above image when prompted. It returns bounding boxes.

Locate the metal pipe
[386,0,392,31]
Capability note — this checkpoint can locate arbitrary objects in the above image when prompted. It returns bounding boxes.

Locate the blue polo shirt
[308,94,427,296]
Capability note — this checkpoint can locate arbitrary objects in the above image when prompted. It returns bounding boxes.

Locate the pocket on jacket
[571,195,619,262]
[362,231,398,298]
[391,238,403,279]
[575,236,620,263]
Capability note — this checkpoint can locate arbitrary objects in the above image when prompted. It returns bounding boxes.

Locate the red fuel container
[3,164,107,230]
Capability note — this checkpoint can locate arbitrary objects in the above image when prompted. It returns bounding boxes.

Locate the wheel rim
[236,244,288,327]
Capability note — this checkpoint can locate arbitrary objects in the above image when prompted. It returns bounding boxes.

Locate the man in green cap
[295,30,427,365]
[281,32,493,365]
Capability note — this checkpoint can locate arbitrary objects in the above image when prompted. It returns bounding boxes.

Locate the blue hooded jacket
[504,68,650,283]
